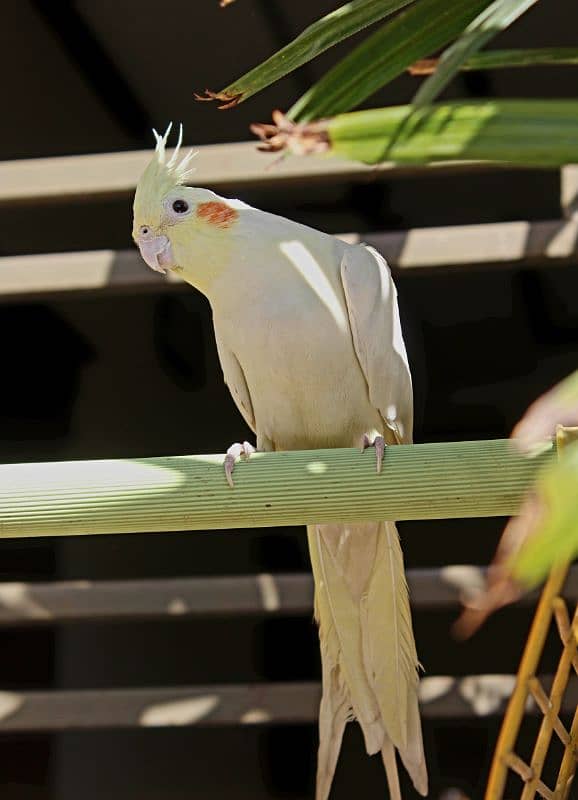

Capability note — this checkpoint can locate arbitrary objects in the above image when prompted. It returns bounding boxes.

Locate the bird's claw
[224,441,256,488]
[360,433,386,474]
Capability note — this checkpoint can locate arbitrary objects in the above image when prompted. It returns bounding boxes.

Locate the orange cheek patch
[196,201,238,228]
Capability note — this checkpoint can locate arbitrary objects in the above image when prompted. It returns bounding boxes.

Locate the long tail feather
[316,653,350,800]
[382,738,402,800]
[309,523,383,750]
[364,522,417,749]
[307,521,427,799]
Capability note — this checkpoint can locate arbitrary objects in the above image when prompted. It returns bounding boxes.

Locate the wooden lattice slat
[486,426,578,800]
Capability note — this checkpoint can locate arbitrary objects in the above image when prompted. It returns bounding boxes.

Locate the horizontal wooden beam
[0,249,174,301]
[0,440,553,538]
[0,675,573,731]
[0,566,576,625]
[0,143,485,207]
[1,217,577,302]
[360,218,578,270]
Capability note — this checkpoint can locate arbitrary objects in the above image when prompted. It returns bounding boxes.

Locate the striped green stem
[322,100,578,166]
[0,439,554,538]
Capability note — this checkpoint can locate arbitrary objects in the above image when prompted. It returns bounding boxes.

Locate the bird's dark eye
[172,199,189,214]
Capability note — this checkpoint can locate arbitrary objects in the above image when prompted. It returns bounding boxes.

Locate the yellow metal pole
[484,568,569,798]
[485,426,578,800]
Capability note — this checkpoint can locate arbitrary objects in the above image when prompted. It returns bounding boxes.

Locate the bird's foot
[360,433,386,474]
[224,441,256,488]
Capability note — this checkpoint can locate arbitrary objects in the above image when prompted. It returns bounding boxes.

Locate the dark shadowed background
[1,1,578,798]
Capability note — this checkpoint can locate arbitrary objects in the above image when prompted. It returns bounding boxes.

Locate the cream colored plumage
[133,126,427,799]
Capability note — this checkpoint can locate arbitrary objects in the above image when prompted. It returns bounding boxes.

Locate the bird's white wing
[340,244,413,444]
[214,333,256,434]
[336,243,427,798]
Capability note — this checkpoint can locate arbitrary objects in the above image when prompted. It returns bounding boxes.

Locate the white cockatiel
[133,126,427,800]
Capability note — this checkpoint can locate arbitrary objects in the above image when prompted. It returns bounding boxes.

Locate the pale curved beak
[136,234,175,274]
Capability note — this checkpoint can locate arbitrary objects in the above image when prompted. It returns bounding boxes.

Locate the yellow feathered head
[133,125,242,280]
[132,123,197,239]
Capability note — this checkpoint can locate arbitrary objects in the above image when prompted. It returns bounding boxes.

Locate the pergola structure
[2,2,578,799]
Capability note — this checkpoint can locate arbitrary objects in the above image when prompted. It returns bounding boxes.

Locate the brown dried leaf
[408,58,439,75]
[193,89,243,109]
[511,371,578,453]
[455,373,578,639]
[453,493,545,639]
[251,110,330,155]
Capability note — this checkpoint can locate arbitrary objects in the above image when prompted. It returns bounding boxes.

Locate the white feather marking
[153,122,173,163]
[151,123,198,184]
[167,123,183,168]
[175,148,198,183]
